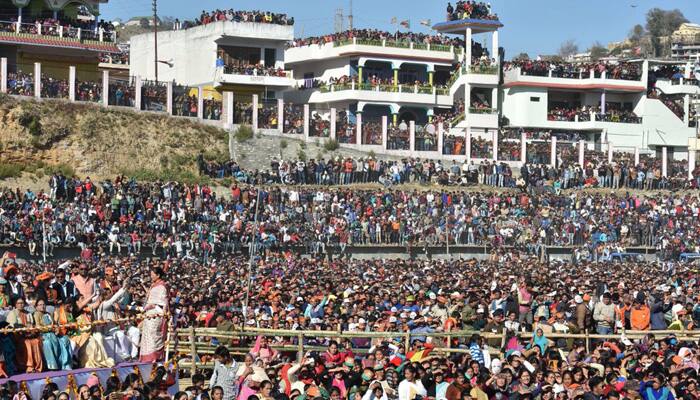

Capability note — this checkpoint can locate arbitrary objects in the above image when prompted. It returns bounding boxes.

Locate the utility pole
[153,0,158,82]
[348,0,353,31]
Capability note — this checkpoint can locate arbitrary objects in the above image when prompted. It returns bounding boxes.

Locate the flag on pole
[400,19,410,29]
[420,19,431,27]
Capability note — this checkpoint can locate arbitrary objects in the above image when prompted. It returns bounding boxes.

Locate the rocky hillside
[0,95,229,183]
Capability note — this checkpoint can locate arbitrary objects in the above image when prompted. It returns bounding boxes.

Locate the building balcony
[285,38,457,65]
[218,68,295,87]
[288,81,453,107]
[0,21,118,52]
[503,67,647,92]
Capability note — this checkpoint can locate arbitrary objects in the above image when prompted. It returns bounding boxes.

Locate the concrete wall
[130,21,293,85]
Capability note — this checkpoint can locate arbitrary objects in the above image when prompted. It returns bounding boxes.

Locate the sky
[101,0,700,57]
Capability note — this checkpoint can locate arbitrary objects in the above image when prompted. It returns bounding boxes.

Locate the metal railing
[169,326,700,374]
[332,37,454,53]
[0,20,116,43]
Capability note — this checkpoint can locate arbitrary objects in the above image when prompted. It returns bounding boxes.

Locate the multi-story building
[0,0,119,100]
[671,23,700,62]
[130,15,296,124]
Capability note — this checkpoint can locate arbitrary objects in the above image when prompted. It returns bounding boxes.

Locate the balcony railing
[316,82,446,96]
[0,20,117,43]
[594,112,642,124]
[469,107,497,114]
[448,64,500,87]
[332,37,454,53]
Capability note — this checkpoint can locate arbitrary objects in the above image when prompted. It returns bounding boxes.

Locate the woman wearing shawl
[140,267,169,362]
[6,297,43,373]
[524,328,551,357]
[34,298,72,370]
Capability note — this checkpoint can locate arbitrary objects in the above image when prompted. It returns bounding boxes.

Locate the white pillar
[601,91,606,115]
[277,98,284,133]
[607,142,613,163]
[634,146,640,166]
[197,86,204,119]
[466,128,472,161]
[252,94,259,131]
[409,121,416,152]
[438,123,444,155]
[662,146,668,177]
[303,104,310,140]
[382,115,388,149]
[492,87,498,112]
[684,95,690,125]
[259,48,265,66]
[166,81,173,114]
[1,58,7,93]
[521,130,527,164]
[492,129,498,161]
[464,83,471,114]
[550,136,557,167]
[224,92,234,127]
[689,150,695,179]
[135,76,142,110]
[330,108,337,140]
[68,66,75,101]
[102,70,109,106]
[492,30,499,63]
[356,113,362,146]
[34,62,40,98]
[578,140,585,166]
[465,27,473,67]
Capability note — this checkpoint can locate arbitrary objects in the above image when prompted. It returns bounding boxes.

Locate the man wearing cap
[3,264,23,305]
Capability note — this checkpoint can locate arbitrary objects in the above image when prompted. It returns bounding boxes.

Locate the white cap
[428,293,437,300]
[575,295,583,304]
[389,316,398,323]
[553,384,566,394]
[358,318,367,324]
[400,312,408,319]
[390,306,398,313]
[409,312,417,319]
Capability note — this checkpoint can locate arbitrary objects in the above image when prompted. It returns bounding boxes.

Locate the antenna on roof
[348,0,353,30]
[334,8,345,32]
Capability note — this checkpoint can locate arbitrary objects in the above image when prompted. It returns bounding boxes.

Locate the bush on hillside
[235,125,254,142]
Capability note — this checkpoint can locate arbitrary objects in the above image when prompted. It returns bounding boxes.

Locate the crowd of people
[182,9,294,28]
[224,64,288,77]
[0,17,116,41]
[504,60,642,81]
[288,29,463,49]
[446,1,499,21]
[547,106,642,124]
[7,70,34,96]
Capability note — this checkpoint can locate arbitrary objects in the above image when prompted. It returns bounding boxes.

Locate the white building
[129,20,295,99]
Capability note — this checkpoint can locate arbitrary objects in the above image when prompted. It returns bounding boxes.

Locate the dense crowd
[288,29,463,48]
[446,1,499,21]
[504,61,642,81]
[7,70,34,96]
[4,166,700,399]
[224,64,288,77]
[547,106,642,124]
[182,9,293,28]
[0,17,116,41]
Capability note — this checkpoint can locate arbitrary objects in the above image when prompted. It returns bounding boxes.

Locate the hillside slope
[0,95,229,182]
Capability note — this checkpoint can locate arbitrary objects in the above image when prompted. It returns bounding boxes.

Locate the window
[530,97,540,102]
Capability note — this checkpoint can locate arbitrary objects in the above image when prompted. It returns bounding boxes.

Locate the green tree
[645,8,688,56]
[628,24,646,43]
[558,40,579,58]
[588,42,608,61]
[513,52,530,61]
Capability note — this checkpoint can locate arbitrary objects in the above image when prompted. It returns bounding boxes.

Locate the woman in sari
[34,298,72,370]
[6,297,43,373]
[139,267,169,362]
[74,304,115,368]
